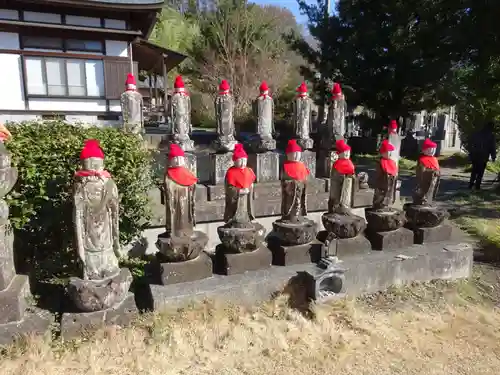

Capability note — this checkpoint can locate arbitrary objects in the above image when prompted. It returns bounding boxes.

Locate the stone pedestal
[217,222,266,253]
[211,137,238,153]
[366,208,406,232]
[316,149,334,178]
[366,227,414,251]
[168,136,195,153]
[214,245,272,275]
[209,152,233,185]
[272,219,317,246]
[159,251,213,284]
[321,213,366,238]
[248,136,276,153]
[318,230,371,258]
[365,208,413,250]
[413,222,453,244]
[320,213,371,258]
[67,268,133,313]
[156,231,208,262]
[267,238,324,266]
[302,150,316,178]
[248,151,280,182]
[61,293,137,340]
[297,138,314,150]
[404,204,449,228]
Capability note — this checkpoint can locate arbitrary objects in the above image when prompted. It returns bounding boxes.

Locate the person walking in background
[468,121,497,189]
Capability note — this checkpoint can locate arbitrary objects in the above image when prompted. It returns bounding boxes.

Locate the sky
[250,0,311,26]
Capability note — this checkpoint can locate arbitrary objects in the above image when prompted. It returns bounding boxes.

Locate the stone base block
[0,307,54,346]
[413,222,453,245]
[67,268,132,313]
[272,218,317,246]
[318,231,372,258]
[248,136,276,153]
[211,137,238,153]
[0,274,30,324]
[352,189,374,208]
[268,240,324,266]
[217,222,266,253]
[61,293,137,340]
[209,152,233,185]
[366,227,414,251]
[248,151,279,182]
[302,150,316,179]
[214,245,272,275]
[160,251,213,285]
[156,231,208,262]
[321,212,366,238]
[404,204,449,228]
[366,208,406,232]
[297,138,314,150]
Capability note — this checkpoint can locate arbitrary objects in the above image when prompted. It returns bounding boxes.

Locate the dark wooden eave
[132,38,188,75]
[14,0,165,10]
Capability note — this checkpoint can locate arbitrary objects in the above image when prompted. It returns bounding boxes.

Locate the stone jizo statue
[168,75,194,151]
[372,140,398,210]
[73,140,121,280]
[292,82,313,150]
[120,73,144,135]
[223,143,255,225]
[324,83,346,149]
[387,120,401,165]
[250,81,276,152]
[329,139,356,214]
[0,126,17,225]
[213,79,237,152]
[413,138,440,205]
[281,139,310,223]
[163,143,197,238]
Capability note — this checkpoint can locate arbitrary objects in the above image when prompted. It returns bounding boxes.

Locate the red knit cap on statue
[80,139,104,159]
[422,138,437,150]
[336,139,351,153]
[125,73,136,86]
[232,143,248,161]
[332,83,342,97]
[174,75,185,89]
[296,82,308,94]
[259,81,269,92]
[219,79,230,93]
[168,144,185,159]
[286,139,302,154]
[389,120,398,130]
[379,139,395,154]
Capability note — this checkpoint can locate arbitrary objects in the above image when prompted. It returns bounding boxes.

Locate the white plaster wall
[0,31,19,49]
[23,11,61,23]
[104,19,126,30]
[0,114,38,123]
[105,40,128,57]
[0,54,25,110]
[0,9,18,19]
[109,100,122,112]
[28,98,107,112]
[65,15,100,27]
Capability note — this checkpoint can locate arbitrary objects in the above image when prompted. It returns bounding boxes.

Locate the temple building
[0,0,186,125]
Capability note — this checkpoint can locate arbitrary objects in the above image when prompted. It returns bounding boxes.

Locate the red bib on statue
[167,167,197,186]
[380,158,398,176]
[75,170,111,178]
[283,161,309,181]
[419,155,440,171]
[333,159,355,175]
[226,167,255,189]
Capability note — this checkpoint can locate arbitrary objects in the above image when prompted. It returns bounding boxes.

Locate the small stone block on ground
[413,222,453,245]
[60,293,137,340]
[160,251,213,285]
[214,245,272,275]
[248,152,280,182]
[366,227,414,251]
[269,240,324,266]
[0,307,54,346]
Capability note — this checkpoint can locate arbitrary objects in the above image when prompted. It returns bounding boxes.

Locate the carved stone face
[83,157,104,171]
[169,156,186,167]
[234,158,247,168]
[338,150,351,159]
[286,151,302,162]
[422,147,436,156]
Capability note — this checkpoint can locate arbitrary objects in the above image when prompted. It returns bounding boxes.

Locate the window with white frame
[21,36,104,53]
[24,57,105,98]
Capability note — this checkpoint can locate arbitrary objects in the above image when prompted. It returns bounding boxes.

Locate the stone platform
[149,226,473,309]
[60,293,137,340]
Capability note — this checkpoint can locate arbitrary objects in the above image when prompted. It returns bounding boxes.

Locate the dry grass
[2,265,500,375]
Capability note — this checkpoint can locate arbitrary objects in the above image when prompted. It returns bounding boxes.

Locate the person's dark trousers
[469,160,488,189]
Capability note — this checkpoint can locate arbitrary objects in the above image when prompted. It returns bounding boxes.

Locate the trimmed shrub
[5,120,153,281]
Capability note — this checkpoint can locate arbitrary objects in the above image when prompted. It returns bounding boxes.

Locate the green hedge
[5,120,153,281]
